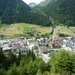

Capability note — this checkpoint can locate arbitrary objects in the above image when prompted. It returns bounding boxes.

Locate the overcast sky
[22,0,44,4]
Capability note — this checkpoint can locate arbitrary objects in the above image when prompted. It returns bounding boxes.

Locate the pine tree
[7,63,19,75]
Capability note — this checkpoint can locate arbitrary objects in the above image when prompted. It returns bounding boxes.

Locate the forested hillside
[34,0,75,26]
[0,0,51,26]
[1,0,75,26]
[33,0,56,12]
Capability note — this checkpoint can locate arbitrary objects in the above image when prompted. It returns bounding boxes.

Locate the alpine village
[0,0,75,75]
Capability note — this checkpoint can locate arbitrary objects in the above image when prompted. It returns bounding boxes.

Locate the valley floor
[0,23,75,37]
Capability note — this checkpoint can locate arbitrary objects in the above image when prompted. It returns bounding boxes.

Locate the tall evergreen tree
[7,63,19,75]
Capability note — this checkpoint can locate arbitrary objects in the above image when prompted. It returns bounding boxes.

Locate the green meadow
[0,23,75,38]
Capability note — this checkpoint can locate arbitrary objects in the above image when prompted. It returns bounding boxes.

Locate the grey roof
[12,43,21,49]
[38,41,49,46]
[66,42,73,49]
[20,46,28,51]
[70,37,75,43]
[63,41,73,49]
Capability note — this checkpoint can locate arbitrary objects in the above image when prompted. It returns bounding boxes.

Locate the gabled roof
[63,40,73,49]
[38,41,49,46]
[71,37,75,43]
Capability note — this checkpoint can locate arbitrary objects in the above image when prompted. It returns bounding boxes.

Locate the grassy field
[0,23,75,37]
[54,26,75,37]
[69,27,75,33]
[0,23,52,37]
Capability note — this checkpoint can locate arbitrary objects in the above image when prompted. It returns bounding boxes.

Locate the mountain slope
[34,0,75,26]
[1,0,31,24]
[0,0,51,26]
[0,0,7,16]
[33,0,57,12]
[45,0,75,26]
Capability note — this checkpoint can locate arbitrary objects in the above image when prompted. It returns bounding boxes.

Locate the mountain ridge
[0,0,51,26]
[33,0,75,26]
[29,2,36,7]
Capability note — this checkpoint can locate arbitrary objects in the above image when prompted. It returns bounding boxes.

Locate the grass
[0,23,52,37]
[0,23,75,38]
[14,34,31,38]
[24,27,35,31]
[54,26,75,37]
[69,26,75,33]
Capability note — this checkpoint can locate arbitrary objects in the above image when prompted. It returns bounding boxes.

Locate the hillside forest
[0,0,51,26]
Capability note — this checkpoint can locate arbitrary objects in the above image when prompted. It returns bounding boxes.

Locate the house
[0,40,10,45]
[12,41,21,54]
[0,37,29,55]
[18,37,26,41]
[39,46,48,53]
[38,41,49,46]
[28,44,38,50]
[37,38,49,53]
[62,39,74,51]
[70,37,75,44]
[49,37,63,48]
[20,46,29,54]
[0,40,12,54]
[27,30,37,34]
[2,44,12,55]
